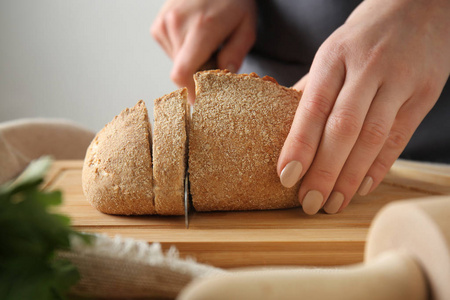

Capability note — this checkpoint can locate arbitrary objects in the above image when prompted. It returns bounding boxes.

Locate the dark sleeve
[401,80,450,163]
[240,0,362,86]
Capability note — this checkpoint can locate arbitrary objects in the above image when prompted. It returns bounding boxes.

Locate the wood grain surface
[43,160,450,269]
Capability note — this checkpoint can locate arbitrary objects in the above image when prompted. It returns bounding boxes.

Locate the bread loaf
[82,100,156,215]
[189,70,302,211]
[82,70,302,215]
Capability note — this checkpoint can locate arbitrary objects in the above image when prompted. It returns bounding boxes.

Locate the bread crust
[82,100,156,215]
[189,70,302,211]
[153,88,189,215]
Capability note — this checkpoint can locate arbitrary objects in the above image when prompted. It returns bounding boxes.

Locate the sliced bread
[189,70,302,211]
[83,71,302,215]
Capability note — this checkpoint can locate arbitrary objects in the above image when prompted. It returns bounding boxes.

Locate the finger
[323,85,403,214]
[171,20,231,102]
[164,8,188,57]
[150,17,174,58]
[216,16,256,73]
[297,71,379,215]
[359,95,434,200]
[277,50,346,188]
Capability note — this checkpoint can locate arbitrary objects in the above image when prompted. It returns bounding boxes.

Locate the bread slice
[82,100,156,215]
[153,88,189,215]
[189,70,302,211]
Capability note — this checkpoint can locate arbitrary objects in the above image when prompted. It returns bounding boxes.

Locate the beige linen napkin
[0,118,94,184]
[60,234,226,299]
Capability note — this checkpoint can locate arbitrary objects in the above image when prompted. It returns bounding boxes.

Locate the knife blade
[184,169,189,229]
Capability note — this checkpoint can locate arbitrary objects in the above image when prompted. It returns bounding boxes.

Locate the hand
[151,0,257,103]
[278,0,450,215]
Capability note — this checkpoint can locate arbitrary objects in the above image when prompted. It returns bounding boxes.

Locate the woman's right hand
[151,0,257,103]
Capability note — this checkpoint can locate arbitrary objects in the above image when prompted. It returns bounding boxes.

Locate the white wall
[0,0,175,132]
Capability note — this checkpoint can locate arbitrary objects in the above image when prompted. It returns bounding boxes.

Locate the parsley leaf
[0,157,91,300]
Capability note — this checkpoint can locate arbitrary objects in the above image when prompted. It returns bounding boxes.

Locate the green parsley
[0,157,91,300]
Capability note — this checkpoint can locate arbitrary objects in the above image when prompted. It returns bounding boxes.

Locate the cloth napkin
[60,234,226,299]
[0,118,95,184]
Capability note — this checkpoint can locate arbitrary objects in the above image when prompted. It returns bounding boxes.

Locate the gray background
[0,0,175,131]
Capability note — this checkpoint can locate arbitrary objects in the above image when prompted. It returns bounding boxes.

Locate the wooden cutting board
[44,160,450,269]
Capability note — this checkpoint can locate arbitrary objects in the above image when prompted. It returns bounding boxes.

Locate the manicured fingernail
[324,192,344,214]
[302,190,323,215]
[280,161,303,188]
[226,63,237,73]
[358,176,373,196]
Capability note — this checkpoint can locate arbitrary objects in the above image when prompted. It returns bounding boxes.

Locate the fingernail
[358,176,373,196]
[280,161,303,188]
[302,190,323,215]
[324,192,344,214]
[226,63,237,73]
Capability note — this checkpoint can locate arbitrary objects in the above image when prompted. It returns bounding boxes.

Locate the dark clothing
[240,0,450,163]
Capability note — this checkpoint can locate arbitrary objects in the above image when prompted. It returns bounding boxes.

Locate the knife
[184,169,189,229]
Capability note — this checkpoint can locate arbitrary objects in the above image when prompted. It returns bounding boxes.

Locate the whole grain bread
[82,100,156,215]
[189,70,302,211]
[83,70,302,215]
[153,88,189,215]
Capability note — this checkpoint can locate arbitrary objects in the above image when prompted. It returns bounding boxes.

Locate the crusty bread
[189,70,302,211]
[82,100,156,215]
[83,71,302,215]
[153,88,189,215]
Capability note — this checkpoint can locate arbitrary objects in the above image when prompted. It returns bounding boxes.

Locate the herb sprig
[0,157,90,300]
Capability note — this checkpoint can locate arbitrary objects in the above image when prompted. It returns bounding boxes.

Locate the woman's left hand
[278,0,450,215]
